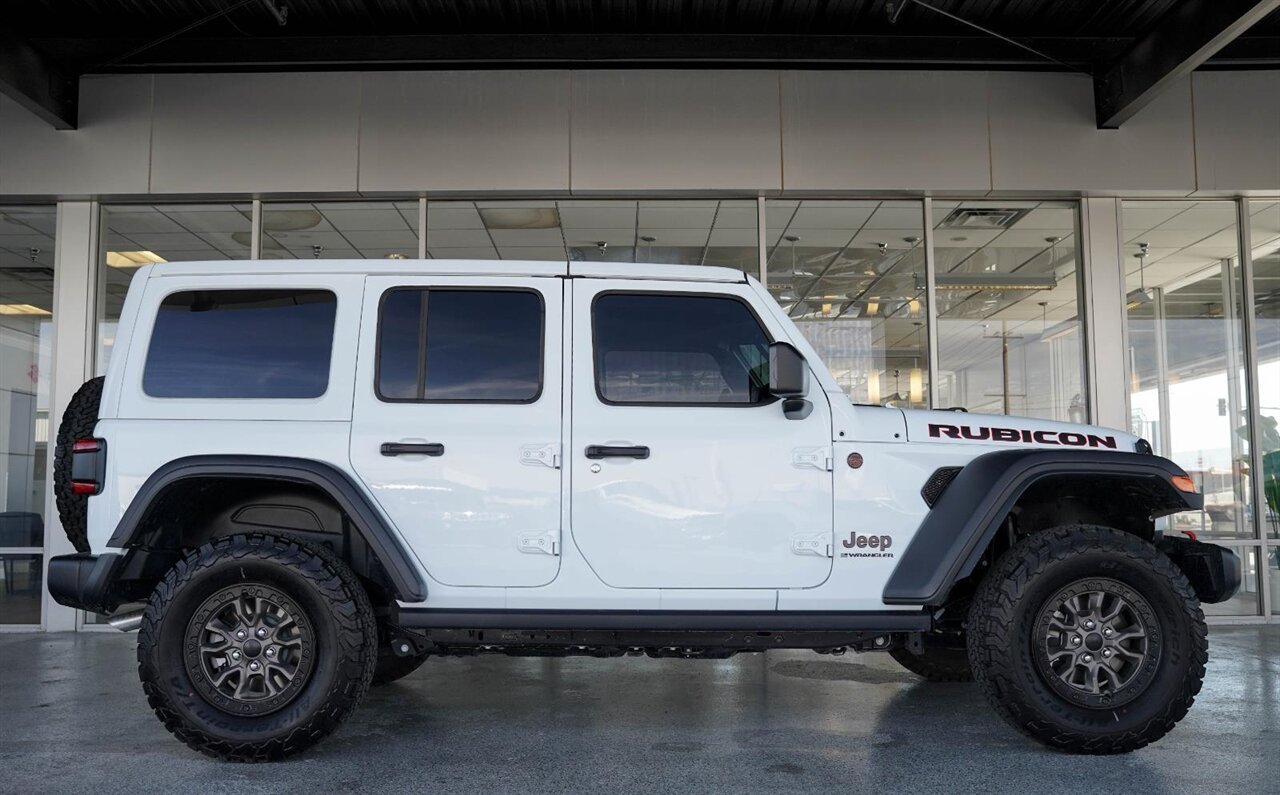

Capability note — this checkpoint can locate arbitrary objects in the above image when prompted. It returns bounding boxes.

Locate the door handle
[585,445,650,460]
[381,442,445,457]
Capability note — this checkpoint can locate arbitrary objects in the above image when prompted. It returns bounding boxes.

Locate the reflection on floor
[1,627,1277,793]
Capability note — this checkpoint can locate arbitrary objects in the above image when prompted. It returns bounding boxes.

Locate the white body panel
[567,279,834,589]
[348,275,565,587]
[85,259,1147,614]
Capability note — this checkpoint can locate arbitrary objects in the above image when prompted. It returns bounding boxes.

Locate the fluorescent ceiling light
[0,303,51,316]
[1126,288,1154,309]
[935,274,1057,291]
[479,208,560,230]
[107,251,167,268]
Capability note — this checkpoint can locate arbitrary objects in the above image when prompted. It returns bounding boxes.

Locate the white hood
[900,409,1140,452]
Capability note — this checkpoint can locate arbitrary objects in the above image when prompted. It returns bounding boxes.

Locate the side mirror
[768,342,808,397]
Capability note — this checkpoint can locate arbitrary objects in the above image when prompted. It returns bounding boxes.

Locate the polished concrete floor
[1,626,1277,795]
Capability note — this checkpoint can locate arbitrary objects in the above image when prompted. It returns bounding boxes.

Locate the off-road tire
[52,376,104,553]
[890,636,973,682]
[137,533,377,762]
[372,643,429,686]
[967,524,1207,754]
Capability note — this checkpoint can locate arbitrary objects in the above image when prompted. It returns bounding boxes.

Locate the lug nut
[1083,620,1095,630]
[1082,653,1093,663]
[236,629,247,640]
[249,661,260,671]
[1071,635,1081,646]
[1103,628,1113,638]
[266,647,276,657]
[231,650,241,661]
[1102,649,1113,658]
[257,627,268,639]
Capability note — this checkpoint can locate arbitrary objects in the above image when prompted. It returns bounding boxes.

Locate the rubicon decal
[840,532,894,559]
[928,423,1117,449]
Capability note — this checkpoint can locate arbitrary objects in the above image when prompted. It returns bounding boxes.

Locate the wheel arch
[107,455,427,602]
[883,449,1201,607]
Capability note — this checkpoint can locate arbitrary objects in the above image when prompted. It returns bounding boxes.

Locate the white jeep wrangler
[48,259,1239,761]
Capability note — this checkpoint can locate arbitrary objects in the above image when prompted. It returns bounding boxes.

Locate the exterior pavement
[1,626,1277,794]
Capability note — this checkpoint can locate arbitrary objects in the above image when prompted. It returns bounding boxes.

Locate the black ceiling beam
[0,30,77,129]
[53,34,1124,73]
[1094,0,1280,129]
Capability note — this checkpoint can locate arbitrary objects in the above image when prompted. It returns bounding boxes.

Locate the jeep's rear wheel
[52,376,104,553]
[138,534,377,761]
[967,524,1207,754]
[889,635,972,682]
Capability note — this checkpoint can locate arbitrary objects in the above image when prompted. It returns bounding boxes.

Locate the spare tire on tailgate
[53,377,104,553]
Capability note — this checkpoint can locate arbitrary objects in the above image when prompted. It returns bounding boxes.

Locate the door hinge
[792,447,833,471]
[790,533,833,558]
[518,531,560,556]
[520,443,561,469]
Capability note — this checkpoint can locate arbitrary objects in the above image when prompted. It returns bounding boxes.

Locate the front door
[569,280,834,589]
[350,276,563,587]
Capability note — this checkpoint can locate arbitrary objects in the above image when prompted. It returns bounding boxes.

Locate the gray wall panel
[781,71,991,193]
[0,76,153,197]
[1192,72,1280,193]
[570,71,781,193]
[360,71,571,194]
[989,73,1196,194]
[149,73,361,194]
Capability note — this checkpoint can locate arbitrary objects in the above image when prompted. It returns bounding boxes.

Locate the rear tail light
[70,438,106,496]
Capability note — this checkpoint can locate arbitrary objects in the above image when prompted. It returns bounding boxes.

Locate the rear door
[568,280,834,589]
[350,276,563,587]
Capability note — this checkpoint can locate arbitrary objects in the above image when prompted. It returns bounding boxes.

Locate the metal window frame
[36,193,1280,628]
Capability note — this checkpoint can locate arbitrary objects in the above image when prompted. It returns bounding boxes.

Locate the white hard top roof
[147,259,749,284]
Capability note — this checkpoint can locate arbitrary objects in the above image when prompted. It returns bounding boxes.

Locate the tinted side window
[377,289,543,402]
[143,289,336,399]
[593,293,770,405]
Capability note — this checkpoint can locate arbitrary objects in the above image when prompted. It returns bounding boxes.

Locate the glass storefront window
[765,200,928,407]
[933,201,1086,421]
[425,199,759,272]
[1123,201,1254,552]
[1249,200,1280,540]
[262,201,420,260]
[98,204,254,373]
[0,205,55,626]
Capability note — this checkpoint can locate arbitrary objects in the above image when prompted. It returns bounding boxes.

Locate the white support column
[41,201,101,632]
[1081,198,1129,432]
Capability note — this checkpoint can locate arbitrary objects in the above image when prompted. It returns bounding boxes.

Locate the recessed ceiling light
[0,303,51,315]
[479,208,560,230]
[106,251,167,268]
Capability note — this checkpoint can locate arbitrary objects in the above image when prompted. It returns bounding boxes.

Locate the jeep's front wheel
[967,525,1207,754]
[137,534,377,761]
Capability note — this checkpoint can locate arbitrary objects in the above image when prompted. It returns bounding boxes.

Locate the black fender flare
[107,455,427,601]
[882,449,1201,606]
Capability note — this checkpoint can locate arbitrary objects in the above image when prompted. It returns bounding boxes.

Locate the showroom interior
[2,2,1279,630]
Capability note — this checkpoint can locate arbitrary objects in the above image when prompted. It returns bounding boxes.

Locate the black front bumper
[1158,536,1242,604]
[47,553,124,614]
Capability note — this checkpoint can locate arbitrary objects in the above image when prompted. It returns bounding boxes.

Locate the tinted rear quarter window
[377,288,543,402]
[143,289,337,399]
[593,293,770,405]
